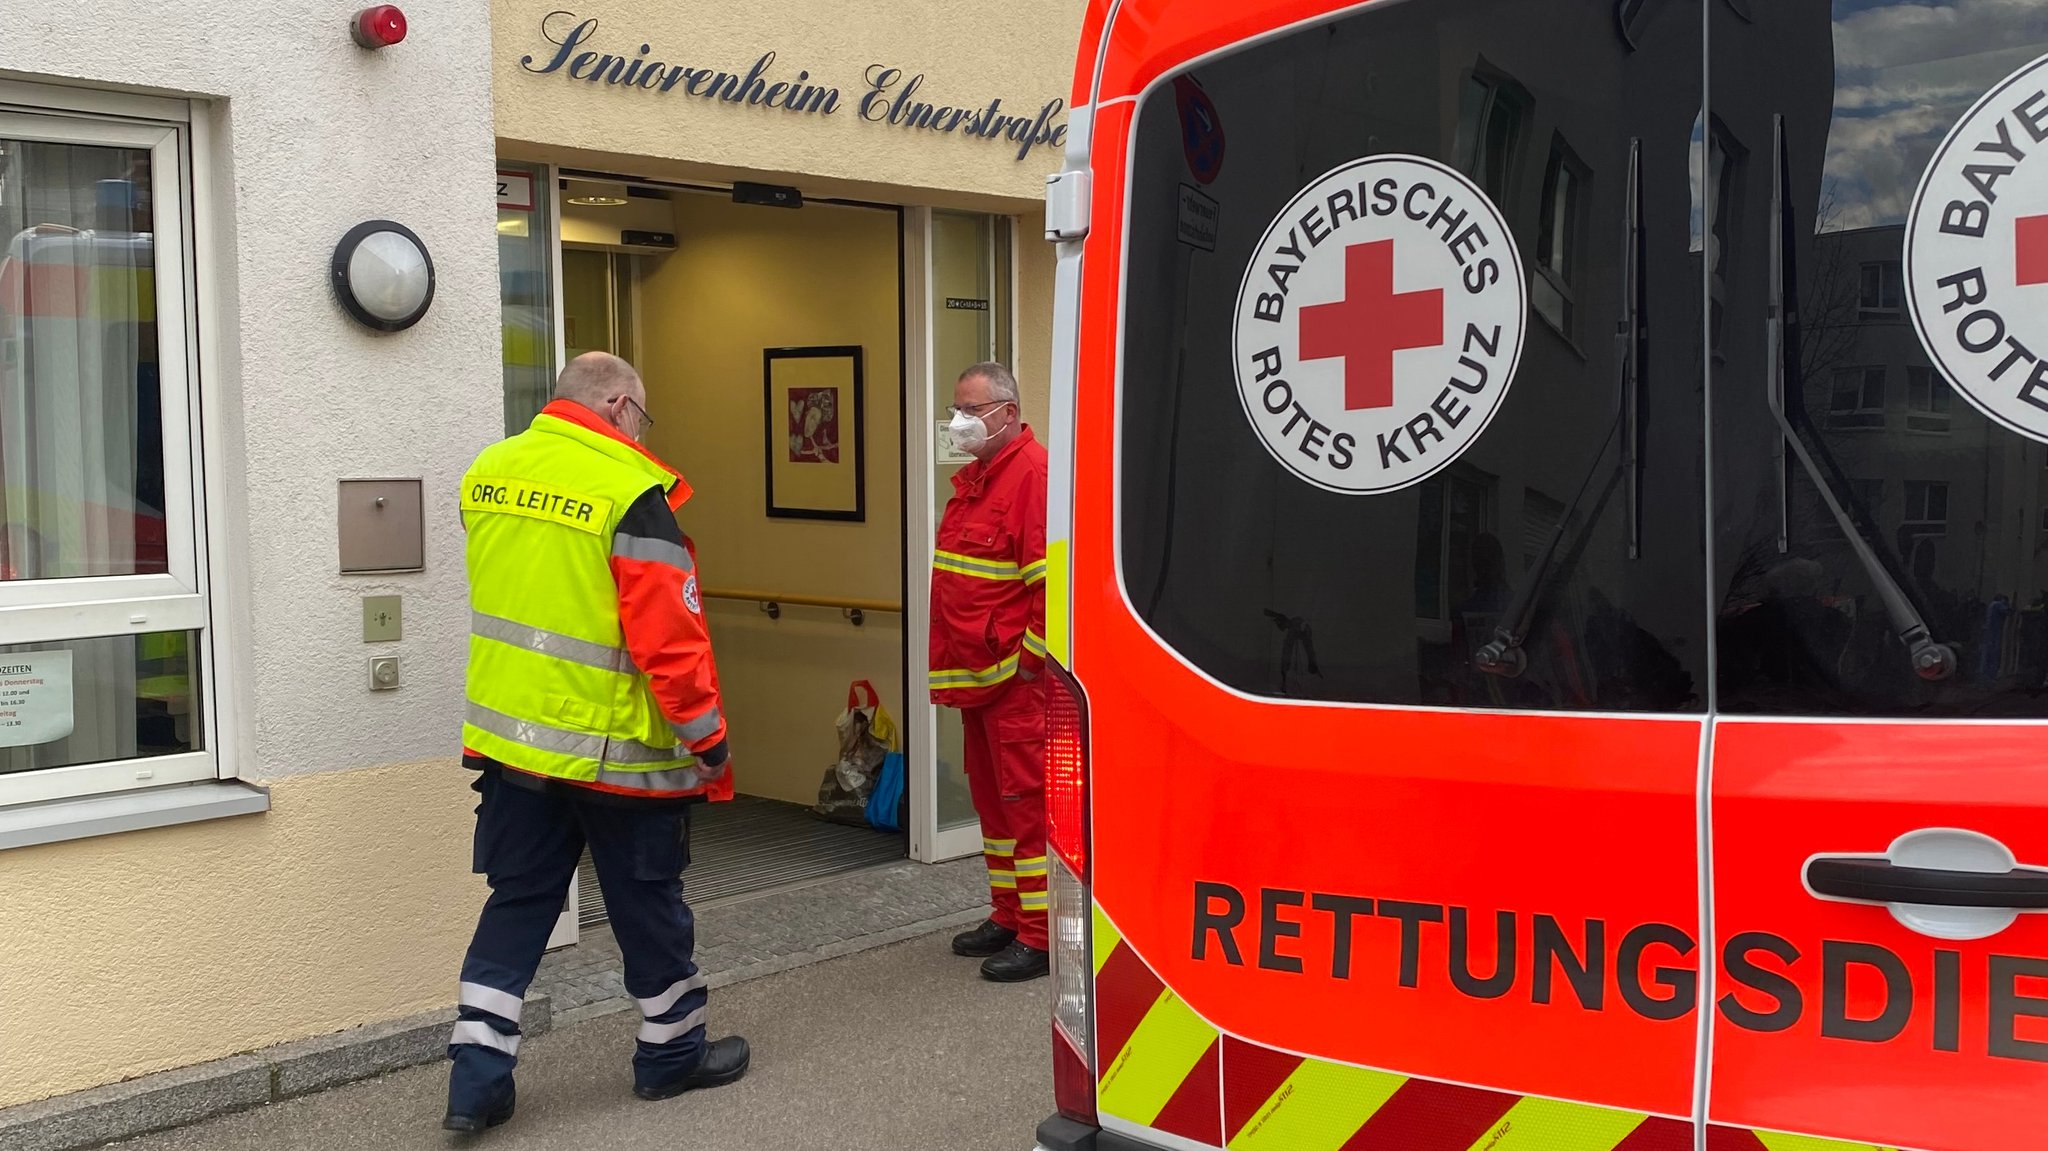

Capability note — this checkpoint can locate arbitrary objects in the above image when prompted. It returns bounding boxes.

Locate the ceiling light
[565,180,630,207]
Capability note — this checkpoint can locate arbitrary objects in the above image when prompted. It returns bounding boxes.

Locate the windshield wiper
[1477,139,1644,678]
[1766,114,1955,682]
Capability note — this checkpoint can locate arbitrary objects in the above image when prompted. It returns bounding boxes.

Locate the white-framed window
[1902,480,1948,583]
[1533,133,1588,341]
[1859,260,1903,319]
[1454,69,1530,204]
[1906,366,1952,433]
[0,95,215,808]
[1827,366,1887,429]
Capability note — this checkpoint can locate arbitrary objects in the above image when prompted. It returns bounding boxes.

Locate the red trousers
[961,677,1049,949]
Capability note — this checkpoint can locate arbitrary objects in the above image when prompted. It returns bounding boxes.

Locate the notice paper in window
[0,652,75,748]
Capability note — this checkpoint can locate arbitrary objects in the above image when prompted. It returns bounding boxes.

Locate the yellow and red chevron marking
[1092,905,1693,1151]
[1092,906,1223,1145]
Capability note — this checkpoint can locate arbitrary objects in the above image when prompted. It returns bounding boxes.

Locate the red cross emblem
[1298,239,1445,411]
[2019,214,2048,287]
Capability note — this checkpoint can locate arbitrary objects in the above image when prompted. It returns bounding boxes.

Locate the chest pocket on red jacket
[956,519,1009,557]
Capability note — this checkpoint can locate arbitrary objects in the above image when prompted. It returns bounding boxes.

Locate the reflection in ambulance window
[1713,2,2048,717]
[1116,0,1707,713]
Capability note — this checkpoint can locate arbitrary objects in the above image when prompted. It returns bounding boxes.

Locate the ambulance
[1029,2,2048,1150]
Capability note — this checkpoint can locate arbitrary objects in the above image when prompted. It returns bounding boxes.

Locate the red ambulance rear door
[1073,1,1713,1146]
[1706,5,2048,1149]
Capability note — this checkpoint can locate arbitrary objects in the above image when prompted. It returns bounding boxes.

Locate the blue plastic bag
[865,750,906,832]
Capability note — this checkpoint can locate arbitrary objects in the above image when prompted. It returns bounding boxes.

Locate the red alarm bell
[350,5,407,49]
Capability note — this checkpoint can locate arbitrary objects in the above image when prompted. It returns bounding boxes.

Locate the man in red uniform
[931,362,1050,982]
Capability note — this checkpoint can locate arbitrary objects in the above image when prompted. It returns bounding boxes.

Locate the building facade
[0,0,1082,1109]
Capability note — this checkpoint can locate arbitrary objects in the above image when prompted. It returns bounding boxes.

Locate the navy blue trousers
[447,767,708,1111]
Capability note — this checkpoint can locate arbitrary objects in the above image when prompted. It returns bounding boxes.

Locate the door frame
[906,205,992,863]
[512,170,991,881]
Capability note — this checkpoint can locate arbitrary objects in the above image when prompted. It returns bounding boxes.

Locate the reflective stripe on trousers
[450,1019,521,1056]
[459,981,524,1023]
[636,973,709,1045]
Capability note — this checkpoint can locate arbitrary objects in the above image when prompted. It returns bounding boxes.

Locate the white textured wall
[0,0,504,1109]
[2,0,504,781]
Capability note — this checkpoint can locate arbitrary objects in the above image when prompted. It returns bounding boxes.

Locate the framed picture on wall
[764,345,866,522]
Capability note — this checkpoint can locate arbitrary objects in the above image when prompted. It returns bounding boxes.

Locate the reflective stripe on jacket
[930,426,1049,708]
[460,401,731,800]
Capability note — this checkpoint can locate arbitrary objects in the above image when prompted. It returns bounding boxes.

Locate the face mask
[948,408,991,455]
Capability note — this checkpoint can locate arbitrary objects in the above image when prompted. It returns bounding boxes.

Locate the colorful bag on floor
[865,750,906,832]
[812,680,896,828]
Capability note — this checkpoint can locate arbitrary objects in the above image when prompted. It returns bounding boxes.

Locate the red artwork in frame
[787,387,841,464]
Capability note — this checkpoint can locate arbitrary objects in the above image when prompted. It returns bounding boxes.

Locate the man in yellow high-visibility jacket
[443,352,748,1133]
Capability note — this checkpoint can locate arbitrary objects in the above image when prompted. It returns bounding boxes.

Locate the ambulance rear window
[1709,10,2048,717]
[1115,1,1709,713]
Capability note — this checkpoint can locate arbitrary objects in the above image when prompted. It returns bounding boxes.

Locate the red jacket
[466,400,731,799]
[930,426,1048,708]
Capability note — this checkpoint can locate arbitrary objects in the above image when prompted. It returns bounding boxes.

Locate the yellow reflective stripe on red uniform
[1096,984,1215,1127]
[1023,629,1048,658]
[987,869,1018,889]
[1023,558,1048,584]
[930,652,1021,690]
[1013,855,1049,877]
[1019,891,1049,911]
[983,836,1016,854]
[933,549,1022,580]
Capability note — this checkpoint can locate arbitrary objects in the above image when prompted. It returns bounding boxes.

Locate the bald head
[555,352,651,441]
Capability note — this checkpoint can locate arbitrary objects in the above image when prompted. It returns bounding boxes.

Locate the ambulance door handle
[1806,857,2048,910]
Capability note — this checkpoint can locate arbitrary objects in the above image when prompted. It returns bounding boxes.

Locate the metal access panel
[337,479,425,574]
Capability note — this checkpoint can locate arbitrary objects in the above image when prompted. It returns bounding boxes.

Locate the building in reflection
[1779,221,2048,688]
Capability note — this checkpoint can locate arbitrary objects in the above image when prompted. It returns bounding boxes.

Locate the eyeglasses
[614,395,654,431]
[948,400,1012,418]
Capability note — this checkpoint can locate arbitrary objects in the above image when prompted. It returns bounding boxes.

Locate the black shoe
[633,1036,751,1101]
[952,918,1018,958]
[442,1083,515,1133]
[981,941,1050,983]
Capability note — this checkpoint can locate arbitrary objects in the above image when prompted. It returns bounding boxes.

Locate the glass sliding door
[909,207,1016,862]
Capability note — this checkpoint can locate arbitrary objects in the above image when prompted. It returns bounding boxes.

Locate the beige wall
[0,0,1078,1117]
[0,0,508,1112]
[0,763,482,1108]
[1017,208,1055,420]
[492,0,1087,210]
[634,193,905,805]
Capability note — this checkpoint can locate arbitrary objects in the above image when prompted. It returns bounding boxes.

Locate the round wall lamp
[331,220,435,332]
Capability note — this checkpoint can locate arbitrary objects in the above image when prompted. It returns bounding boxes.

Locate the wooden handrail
[700,588,903,615]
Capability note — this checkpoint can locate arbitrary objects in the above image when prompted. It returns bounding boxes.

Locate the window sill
[0,780,269,852]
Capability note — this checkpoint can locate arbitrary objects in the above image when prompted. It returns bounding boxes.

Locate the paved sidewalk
[112,930,1053,1151]
[538,857,991,1018]
[0,857,996,1151]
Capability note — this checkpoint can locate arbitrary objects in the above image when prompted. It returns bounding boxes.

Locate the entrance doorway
[494,164,1015,942]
